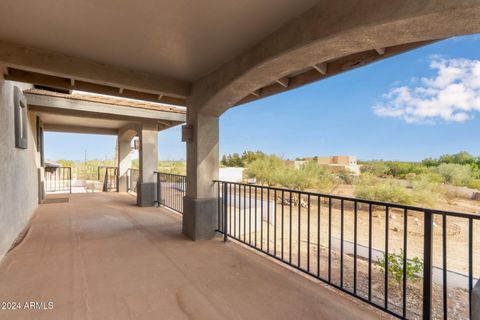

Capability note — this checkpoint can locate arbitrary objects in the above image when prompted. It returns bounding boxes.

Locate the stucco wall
[0,79,38,260]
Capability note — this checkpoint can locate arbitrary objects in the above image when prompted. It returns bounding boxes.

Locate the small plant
[376,249,423,283]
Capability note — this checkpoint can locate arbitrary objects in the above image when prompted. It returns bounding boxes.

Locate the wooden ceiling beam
[275,77,289,88]
[375,47,386,55]
[251,89,261,97]
[6,68,187,106]
[313,63,327,75]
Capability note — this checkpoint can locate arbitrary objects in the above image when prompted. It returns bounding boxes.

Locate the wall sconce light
[133,137,140,150]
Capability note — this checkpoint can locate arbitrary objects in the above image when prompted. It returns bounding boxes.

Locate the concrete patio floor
[0,193,385,320]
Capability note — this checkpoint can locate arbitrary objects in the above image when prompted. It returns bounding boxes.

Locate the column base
[137,182,156,207]
[182,197,218,241]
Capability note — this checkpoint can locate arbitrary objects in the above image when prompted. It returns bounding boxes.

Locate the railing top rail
[214,179,480,220]
[98,166,118,169]
[154,171,187,178]
[45,166,71,168]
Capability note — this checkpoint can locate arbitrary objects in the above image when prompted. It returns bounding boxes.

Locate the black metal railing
[127,168,139,193]
[215,180,479,320]
[97,166,119,192]
[154,172,186,214]
[44,166,72,193]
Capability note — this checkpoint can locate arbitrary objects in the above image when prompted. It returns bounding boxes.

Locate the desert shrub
[413,172,444,184]
[385,161,428,178]
[51,159,116,180]
[405,175,441,207]
[245,154,286,186]
[354,174,440,206]
[246,156,337,192]
[355,176,414,204]
[433,163,474,187]
[56,159,75,167]
[467,179,480,190]
[377,249,423,283]
[360,160,430,179]
[157,161,186,175]
[337,168,355,184]
[165,162,186,175]
[360,161,390,177]
[424,151,479,167]
[302,162,338,192]
[131,159,139,169]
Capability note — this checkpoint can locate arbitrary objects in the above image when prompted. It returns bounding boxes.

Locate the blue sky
[45,34,480,162]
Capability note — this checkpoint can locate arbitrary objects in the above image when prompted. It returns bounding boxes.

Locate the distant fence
[214,180,479,320]
[44,166,72,193]
[127,168,139,193]
[97,166,118,192]
[154,172,186,214]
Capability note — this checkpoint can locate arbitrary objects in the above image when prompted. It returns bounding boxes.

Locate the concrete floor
[0,193,385,320]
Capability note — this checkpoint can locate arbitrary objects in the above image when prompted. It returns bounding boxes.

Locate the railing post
[127,169,130,192]
[69,167,72,194]
[156,172,161,207]
[223,182,228,242]
[116,168,118,192]
[423,210,433,320]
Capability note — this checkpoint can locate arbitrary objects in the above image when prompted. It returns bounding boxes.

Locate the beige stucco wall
[0,79,38,260]
[317,156,357,165]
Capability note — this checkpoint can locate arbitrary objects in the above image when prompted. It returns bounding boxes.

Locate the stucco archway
[192,0,480,116]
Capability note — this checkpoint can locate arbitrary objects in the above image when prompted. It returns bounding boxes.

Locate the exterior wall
[317,156,357,165]
[0,79,38,260]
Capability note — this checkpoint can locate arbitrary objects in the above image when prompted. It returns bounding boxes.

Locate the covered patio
[1,1,480,319]
[0,193,382,320]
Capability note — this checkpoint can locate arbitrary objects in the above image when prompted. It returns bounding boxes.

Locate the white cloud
[373,58,480,124]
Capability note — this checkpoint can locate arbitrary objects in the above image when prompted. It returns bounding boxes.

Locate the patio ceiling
[25,89,186,135]
[0,0,318,105]
[1,1,479,111]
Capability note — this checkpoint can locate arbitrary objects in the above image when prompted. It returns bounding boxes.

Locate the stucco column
[117,137,132,192]
[183,104,219,240]
[137,122,158,207]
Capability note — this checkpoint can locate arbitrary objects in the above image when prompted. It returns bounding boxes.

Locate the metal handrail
[154,172,186,213]
[97,166,119,192]
[44,166,72,194]
[214,179,478,320]
[213,180,480,220]
[127,168,139,192]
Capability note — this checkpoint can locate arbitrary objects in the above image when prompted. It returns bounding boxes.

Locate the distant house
[219,167,244,182]
[295,155,361,175]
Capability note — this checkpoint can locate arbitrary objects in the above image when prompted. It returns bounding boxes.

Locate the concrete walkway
[0,193,385,320]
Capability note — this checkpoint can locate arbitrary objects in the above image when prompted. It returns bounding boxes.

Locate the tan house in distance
[295,155,361,175]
